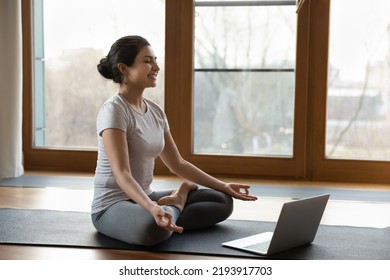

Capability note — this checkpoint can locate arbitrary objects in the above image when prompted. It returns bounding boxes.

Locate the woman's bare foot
[157,182,198,211]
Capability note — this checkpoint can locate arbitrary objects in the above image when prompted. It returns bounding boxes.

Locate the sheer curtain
[0,0,24,179]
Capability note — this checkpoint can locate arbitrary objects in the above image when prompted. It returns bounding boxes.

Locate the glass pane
[193,2,296,156]
[33,0,165,149]
[327,0,390,160]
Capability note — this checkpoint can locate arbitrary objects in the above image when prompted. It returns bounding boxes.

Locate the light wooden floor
[1,173,389,260]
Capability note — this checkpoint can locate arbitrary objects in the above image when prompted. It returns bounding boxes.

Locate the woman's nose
[153,62,160,71]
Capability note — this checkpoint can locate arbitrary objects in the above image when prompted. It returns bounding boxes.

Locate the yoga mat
[1,175,390,202]
[0,208,389,260]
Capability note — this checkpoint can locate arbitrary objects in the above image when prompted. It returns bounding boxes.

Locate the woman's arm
[159,132,257,201]
[101,128,183,232]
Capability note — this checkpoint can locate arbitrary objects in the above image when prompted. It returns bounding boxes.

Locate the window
[307,0,390,183]
[23,0,390,183]
[193,0,296,157]
[326,0,390,161]
[32,0,165,149]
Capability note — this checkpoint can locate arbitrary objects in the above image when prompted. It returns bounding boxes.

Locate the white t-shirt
[91,94,169,214]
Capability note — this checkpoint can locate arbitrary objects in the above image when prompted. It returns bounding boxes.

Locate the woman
[91,35,257,246]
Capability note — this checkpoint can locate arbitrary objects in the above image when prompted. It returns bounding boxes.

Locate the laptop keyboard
[244,240,271,252]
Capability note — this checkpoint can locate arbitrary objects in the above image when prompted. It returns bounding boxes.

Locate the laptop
[222,194,330,256]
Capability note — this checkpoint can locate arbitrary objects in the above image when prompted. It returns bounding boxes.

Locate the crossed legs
[91,182,233,246]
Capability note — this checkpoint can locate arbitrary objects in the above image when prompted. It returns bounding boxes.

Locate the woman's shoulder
[100,94,129,113]
[97,94,134,134]
[97,94,132,123]
[144,98,165,114]
[104,93,126,106]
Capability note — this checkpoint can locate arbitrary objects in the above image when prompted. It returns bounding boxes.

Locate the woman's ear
[117,63,128,75]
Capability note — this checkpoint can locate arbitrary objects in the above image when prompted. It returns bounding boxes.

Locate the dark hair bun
[97,35,150,84]
[97,57,113,80]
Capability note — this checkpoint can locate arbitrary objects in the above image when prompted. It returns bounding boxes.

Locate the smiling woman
[90,35,257,247]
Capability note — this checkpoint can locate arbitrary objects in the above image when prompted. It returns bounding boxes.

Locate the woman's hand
[223,183,258,201]
[149,202,183,233]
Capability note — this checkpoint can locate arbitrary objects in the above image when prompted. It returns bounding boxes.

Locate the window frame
[22,0,390,184]
[306,0,390,184]
[165,0,307,179]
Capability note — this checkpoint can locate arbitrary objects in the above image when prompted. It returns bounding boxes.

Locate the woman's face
[125,45,160,89]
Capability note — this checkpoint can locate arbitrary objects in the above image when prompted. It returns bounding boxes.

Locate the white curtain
[0,0,24,179]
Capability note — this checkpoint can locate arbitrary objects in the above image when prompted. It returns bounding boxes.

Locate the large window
[23,0,390,183]
[326,0,390,161]
[193,0,296,157]
[33,0,165,149]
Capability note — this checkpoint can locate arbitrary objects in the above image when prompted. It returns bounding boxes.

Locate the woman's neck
[119,85,146,113]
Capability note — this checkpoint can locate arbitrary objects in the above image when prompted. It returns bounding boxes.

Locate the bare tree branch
[328,63,371,156]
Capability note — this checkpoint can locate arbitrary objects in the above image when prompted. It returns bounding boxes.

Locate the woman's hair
[97,35,150,84]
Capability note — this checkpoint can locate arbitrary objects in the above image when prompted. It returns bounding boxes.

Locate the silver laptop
[222,194,330,256]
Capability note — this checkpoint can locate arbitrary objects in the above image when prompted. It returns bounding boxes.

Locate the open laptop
[222,194,330,256]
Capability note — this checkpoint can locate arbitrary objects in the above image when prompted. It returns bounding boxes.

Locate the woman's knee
[208,189,234,216]
[219,191,234,219]
[91,203,175,247]
[130,205,179,246]
[141,228,172,246]
[177,189,234,229]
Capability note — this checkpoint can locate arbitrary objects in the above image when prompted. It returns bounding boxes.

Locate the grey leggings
[91,188,233,246]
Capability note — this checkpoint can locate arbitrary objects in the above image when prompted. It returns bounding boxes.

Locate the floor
[0,172,389,260]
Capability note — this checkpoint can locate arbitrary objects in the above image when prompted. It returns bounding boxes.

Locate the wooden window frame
[22,0,96,172]
[167,0,308,180]
[306,0,390,184]
[22,0,390,184]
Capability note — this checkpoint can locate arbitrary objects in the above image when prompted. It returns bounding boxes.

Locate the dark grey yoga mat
[2,175,390,203]
[0,208,389,259]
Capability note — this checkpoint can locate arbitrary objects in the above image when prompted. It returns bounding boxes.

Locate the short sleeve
[163,111,170,133]
[96,102,130,137]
